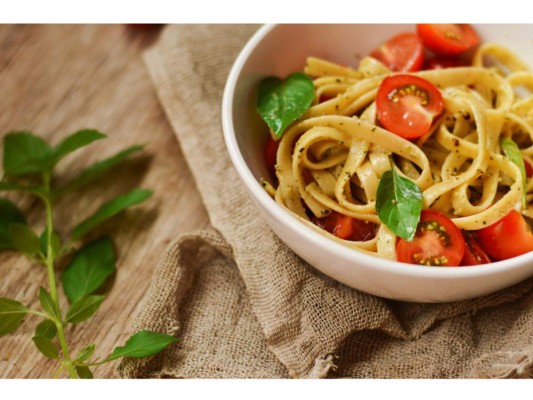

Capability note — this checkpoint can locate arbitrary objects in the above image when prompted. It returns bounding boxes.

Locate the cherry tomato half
[396,210,465,266]
[477,210,533,261]
[460,231,491,266]
[312,211,377,242]
[376,74,444,139]
[369,32,424,72]
[417,24,480,56]
[264,135,279,180]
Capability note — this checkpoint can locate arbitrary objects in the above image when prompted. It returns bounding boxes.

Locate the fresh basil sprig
[257,72,314,138]
[501,137,527,208]
[0,130,176,378]
[376,165,423,241]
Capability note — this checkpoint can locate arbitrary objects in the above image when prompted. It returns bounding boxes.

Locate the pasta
[262,42,533,263]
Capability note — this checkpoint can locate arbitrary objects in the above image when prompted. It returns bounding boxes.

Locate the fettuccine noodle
[263,43,533,260]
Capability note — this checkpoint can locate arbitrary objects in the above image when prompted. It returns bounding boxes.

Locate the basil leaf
[35,319,57,340]
[0,298,29,336]
[52,130,106,163]
[66,295,105,324]
[257,72,314,138]
[32,335,60,359]
[61,237,116,304]
[75,343,96,362]
[3,132,54,176]
[501,137,527,208]
[0,198,27,250]
[56,145,144,195]
[38,287,60,320]
[71,188,153,240]
[106,330,178,361]
[376,168,423,241]
[8,223,42,257]
[75,365,93,379]
[39,229,62,259]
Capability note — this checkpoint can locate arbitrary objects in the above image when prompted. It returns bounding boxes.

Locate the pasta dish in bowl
[222,24,533,301]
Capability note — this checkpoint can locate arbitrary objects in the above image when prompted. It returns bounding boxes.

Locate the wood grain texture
[0,24,211,378]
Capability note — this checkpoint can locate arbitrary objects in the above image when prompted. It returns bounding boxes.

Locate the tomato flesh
[312,211,376,242]
[318,93,336,103]
[396,210,465,266]
[477,210,533,261]
[376,74,444,139]
[524,159,533,178]
[417,24,480,56]
[369,32,424,72]
[264,135,279,181]
[460,231,491,266]
[423,56,468,70]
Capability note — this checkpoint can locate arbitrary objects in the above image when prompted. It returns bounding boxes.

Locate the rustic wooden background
[0,24,211,378]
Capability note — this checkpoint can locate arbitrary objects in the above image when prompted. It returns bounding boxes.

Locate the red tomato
[312,211,376,241]
[264,135,279,180]
[369,32,424,72]
[318,92,336,103]
[524,159,533,178]
[477,210,533,261]
[376,74,444,139]
[460,231,491,266]
[417,24,480,56]
[396,210,465,266]
[423,56,468,70]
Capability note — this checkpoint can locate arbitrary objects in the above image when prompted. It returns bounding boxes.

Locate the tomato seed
[388,84,430,106]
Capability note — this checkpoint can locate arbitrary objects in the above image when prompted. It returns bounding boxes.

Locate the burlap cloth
[117,25,533,379]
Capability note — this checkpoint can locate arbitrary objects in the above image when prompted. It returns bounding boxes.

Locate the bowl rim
[221,23,532,280]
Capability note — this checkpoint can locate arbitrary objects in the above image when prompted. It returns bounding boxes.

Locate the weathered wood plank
[0,24,210,378]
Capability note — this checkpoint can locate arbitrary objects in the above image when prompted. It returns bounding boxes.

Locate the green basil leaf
[71,188,153,240]
[75,343,95,362]
[501,137,527,208]
[0,298,29,336]
[376,168,423,242]
[8,223,42,257]
[56,145,144,195]
[66,295,105,324]
[38,287,60,320]
[257,72,314,138]
[0,198,27,250]
[61,237,116,304]
[106,330,178,361]
[3,132,54,176]
[75,365,93,379]
[39,229,62,259]
[52,130,106,163]
[35,319,57,340]
[32,335,60,359]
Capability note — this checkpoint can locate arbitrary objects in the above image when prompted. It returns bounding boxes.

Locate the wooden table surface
[0,24,211,378]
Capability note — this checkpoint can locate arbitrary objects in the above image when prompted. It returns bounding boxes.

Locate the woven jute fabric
[117,24,533,379]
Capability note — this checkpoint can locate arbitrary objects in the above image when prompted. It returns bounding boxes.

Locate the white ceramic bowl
[222,24,533,302]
